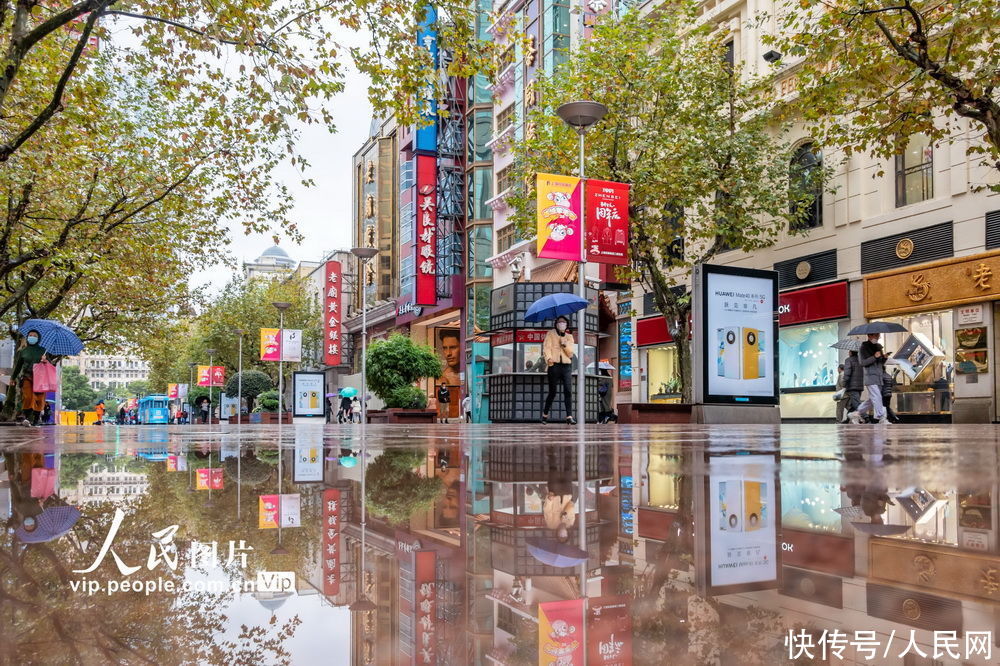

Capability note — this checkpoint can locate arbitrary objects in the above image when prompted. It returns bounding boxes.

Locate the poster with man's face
[435,327,462,418]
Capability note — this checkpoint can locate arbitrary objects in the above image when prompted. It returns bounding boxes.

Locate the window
[467,224,493,279]
[895,133,933,207]
[497,224,516,253]
[496,164,515,195]
[468,167,493,221]
[790,142,823,230]
[495,105,515,134]
[778,322,839,389]
[467,109,492,164]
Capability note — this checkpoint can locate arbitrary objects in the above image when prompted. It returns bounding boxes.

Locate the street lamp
[206,348,216,425]
[272,302,292,426]
[188,362,197,428]
[351,247,378,427]
[234,329,245,425]
[556,100,608,604]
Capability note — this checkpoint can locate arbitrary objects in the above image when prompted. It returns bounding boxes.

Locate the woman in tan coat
[542,315,576,424]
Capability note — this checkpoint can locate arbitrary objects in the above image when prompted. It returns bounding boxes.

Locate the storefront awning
[486,238,535,269]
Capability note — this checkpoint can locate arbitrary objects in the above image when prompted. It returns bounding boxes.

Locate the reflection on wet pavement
[1,424,998,664]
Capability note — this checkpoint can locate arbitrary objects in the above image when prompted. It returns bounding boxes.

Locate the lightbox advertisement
[696,264,779,404]
[292,372,325,418]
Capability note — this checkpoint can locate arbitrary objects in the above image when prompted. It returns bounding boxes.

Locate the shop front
[864,249,1000,423]
[634,315,681,404]
[777,280,850,419]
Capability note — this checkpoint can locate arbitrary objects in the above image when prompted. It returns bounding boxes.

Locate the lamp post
[206,348,216,425]
[272,302,292,425]
[188,362,196,428]
[556,100,608,608]
[234,329,244,425]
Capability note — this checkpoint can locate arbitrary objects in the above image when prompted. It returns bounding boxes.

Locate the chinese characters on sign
[415,154,438,306]
[588,596,633,666]
[536,173,582,262]
[585,179,630,265]
[413,550,437,664]
[195,468,223,490]
[324,261,343,366]
[785,629,992,662]
[414,6,438,153]
[538,599,585,665]
[322,489,341,596]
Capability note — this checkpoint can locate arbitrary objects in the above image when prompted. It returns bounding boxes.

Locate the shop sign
[780,528,854,577]
[619,475,634,536]
[324,261,343,366]
[538,599,585,665]
[517,330,547,343]
[869,538,1000,602]
[322,489,341,595]
[635,316,673,347]
[587,596,633,666]
[957,304,984,325]
[412,550,437,665]
[491,331,514,347]
[536,173,583,261]
[778,280,849,326]
[414,6,437,153]
[585,179,630,265]
[618,321,632,391]
[491,284,514,315]
[396,531,423,556]
[415,154,438,305]
[864,249,1000,317]
[396,301,424,318]
[617,300,632,317]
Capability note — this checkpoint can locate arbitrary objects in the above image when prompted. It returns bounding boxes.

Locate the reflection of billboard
[707,454,778,592]
[695,264,778,404]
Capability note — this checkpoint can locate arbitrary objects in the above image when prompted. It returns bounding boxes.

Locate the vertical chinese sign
[587,596,633,666]
[585,179,630,265]
[538,599,585,665]
[322,489,341,596]
[618,321,633,392]
[415,5,438,153]
[415,154,438,306]
[537,173,582,261]
[413,550,437,665]
[324,261,342,366]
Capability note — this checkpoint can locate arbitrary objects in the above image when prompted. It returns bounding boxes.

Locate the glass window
[496,164,515,195]
[496,104,515,133]
[880,310,954,415]
[467,109,492,164]
[492,342,514,374]
[467,224,493,279]
[780,460,845,534]
[790,142,823,230]
[645,446,680,510]
[400,255,414,300]
[497,224,516,253]
[778,322,839,389]
[474,284,491,334]
[895,133,933,207]
[647,345,680,402]
[517,338,546,373]
[469,167,493,221]
[471,73,492,105]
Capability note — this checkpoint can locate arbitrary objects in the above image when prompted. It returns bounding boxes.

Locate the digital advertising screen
[292,372,326,418]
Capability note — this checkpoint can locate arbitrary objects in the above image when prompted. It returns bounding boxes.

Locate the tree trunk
[674,312,694,403]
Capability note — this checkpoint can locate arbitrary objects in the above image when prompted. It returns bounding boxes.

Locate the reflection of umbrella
[15,505,81,543]
[525,293,588,323]
[526,537,588,568]
[20,318,84,355]
[587,485,616,495]
[338,456,358,468]
[325,393,337,398]
[849,522,910,536]
[848,322,908,335]
[543,494,577,530]
[339,387,358,398]
[830,338,862,351]
[586,360,617,372]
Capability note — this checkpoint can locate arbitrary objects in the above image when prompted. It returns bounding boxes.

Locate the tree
[507,8,824,401]
[365,334,442,409]
[365,449,442,525]
[60,364,98,410]
[224,370,273,413]
[768,0,1000,185]
[126,380,150,397]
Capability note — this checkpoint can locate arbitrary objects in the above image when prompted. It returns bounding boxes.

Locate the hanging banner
[281,329,302,362]
[280,493,302,527]
[196,468,209,490]
[537,173,583,261]
[167,383,178,399]
[177,383,189,400]
[176,455,188,471]
[539,599,585,665]
[197,468,224,490]
[324,261,343,366]
[585,179,630,265]
[322,489,341,595]
[260,328,281,361]
[413,550,437,663]
[415,153,438,306]
[197,366,225,387]
[587,596,633,665]
[259,494,280,529]
[166,455,178,472]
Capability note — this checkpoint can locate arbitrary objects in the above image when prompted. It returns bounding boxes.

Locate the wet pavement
[1,423,998,665]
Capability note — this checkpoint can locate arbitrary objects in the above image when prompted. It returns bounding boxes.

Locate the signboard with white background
[292,372,325,418]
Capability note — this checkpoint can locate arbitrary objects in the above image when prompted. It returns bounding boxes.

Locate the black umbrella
[848,322,908,335]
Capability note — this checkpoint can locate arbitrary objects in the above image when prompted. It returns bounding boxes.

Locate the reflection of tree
[364,450,442,525]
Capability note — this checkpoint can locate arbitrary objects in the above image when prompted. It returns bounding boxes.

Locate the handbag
[32,358,58,393]
[831,388,846,401]
[31,467,56,499]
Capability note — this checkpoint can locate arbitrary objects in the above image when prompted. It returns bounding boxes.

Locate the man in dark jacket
[849,334,889,424]
[841,350,864,422]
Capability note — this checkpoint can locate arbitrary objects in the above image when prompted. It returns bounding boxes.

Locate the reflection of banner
[195,468,221,490]
[323,261,343,366]
[415,154,438,306]
[280,493,301,527]
[281,329,302,362]
[537,173,582,261]
[166,455,178,472]
[259,494,279,529]
[413,550,437,663]
[585,179,630,265]
[538,599,585,665]
[167,383,178,399]
[292,372,325,417]
[322,489,341,595]
[587,596,633,665]
[260,328,281,361]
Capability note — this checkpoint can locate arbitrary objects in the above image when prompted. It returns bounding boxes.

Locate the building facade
[63,354,151,392]
[243,244,298,280]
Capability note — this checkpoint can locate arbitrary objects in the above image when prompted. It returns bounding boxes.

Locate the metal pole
[361,256,368,427]
[208,352,214,425]
[237,333,243,426]
[189,365,194,428]
[278,310,284,426]
[576,129,587,602]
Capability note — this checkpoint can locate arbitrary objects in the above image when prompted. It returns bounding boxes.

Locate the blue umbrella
[20,319,84,356]
[525,536,588,568]
[339,387,359,398]
[524,293,589,323]
[847,322,908,336]
[15,505,81,543]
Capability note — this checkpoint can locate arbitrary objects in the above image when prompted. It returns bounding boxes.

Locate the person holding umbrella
[542,315,577,425]
[850,332,890,424]
[11,328,48,427]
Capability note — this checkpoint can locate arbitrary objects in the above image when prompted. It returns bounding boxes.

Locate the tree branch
[105,10,280,55]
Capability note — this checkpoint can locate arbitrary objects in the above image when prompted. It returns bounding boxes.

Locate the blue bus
[137,395,170,425]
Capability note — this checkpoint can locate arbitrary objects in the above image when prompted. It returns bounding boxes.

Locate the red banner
[539,599,585,665]
[415,154,437,306]
[324,261,343,366]
[586,179,630,265]
[196,468,223,490]
[322,489,341,596]
[413,550,436,664]
[588,596,633,665]
[197,365,225,387]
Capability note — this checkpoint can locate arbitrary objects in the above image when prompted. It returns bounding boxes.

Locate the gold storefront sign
[795,260,811,280]
[895,237,914,259]
[864,249,1000,317]
[869,538,1000,603]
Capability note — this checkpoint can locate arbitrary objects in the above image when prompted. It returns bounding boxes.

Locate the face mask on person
[556,322,568,332]
[26,335,38,345]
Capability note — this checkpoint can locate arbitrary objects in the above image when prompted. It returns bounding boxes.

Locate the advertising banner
[292,372,325,418]
[537,173,582,261]
[322,489,341,595]
[220,395,239,421]
[196,468,210,490]
[707,454,778,592]
[260,328,281,361]
[538,599,585,665]
[259,494,280,529]
[414,5,438,153]
[415,153,438,305]
[280,493,301,527]
[323,260,343,366]
[618,321,632,391]
[294,438,323,482]
[166,455,177,472]
[281,329,302,362]
[587,596,633,665]
[696,264,778,404]
[585,179,630,265]
[197,366,225,387]
[167,383,178,399]
[177,383,189,400]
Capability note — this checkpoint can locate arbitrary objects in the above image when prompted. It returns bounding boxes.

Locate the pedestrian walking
[352,396,361,423]
[834,363,847,422]
[597,368,615,423]
[882,366,900,423]
[11,329,48,427]
[850,333,889,424]
[541,316,576,425]
[436,383,451,423]
[94,400,105,426]
[841,350,863,422]
[462,394,471,423]
[339,395,352,423]
[198,397,211,424]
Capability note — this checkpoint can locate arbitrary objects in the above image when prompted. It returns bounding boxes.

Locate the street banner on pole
[415,153,438,306]
[178,383,189,400]
[260,328,281,361]
[166,455,178,472]
[538,599,585,665]
[197,366,225,387]
[167,383,178,399]
[196,468,209,490]
[537,173,583,261]
[585,179,630,265]
[259,494,279,529]
[280,329,302,362]
[197,366,210,386]
[324,261,343,366]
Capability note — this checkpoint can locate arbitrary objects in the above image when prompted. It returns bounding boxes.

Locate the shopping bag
[32,359,58,393]
[831,388,846,401]
[31,467,56,499]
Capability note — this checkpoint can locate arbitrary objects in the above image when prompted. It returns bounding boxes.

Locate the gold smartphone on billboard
[742,328,764,380]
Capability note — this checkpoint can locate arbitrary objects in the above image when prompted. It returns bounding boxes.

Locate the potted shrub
[251,388,291,424]
[365,334,442,424]
[224,370,273,414]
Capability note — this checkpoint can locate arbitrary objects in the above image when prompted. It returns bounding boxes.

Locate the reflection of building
[242,244,297,280]
[62,463,149,505]
[63,354,150,392]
